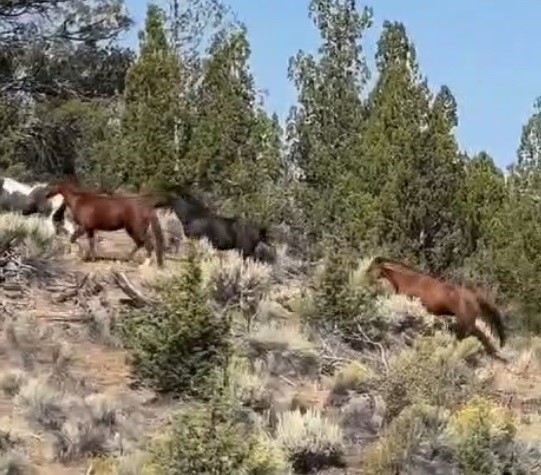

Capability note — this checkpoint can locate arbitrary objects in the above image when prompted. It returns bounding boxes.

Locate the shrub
[0,212,55,254]
[275,407,345,473]
[120,243,232,398]
[206,251,272,331]
[15,377,65,431]
[331,360,373,394]
[0,452,36,475]
[149,397,289,474]
[0,369,27,397]
[247,322,320,377]
[306,248,380,347]
[382,333,478,420]
[229,355,271,411]
[447,396,521,474]
[362,403,450,474]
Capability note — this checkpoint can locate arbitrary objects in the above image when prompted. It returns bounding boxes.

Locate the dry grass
[1,221,541,475]
[0,212,55,249]
[275,407,345,471]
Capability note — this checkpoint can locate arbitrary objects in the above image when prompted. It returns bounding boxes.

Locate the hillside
[0,213,540,475]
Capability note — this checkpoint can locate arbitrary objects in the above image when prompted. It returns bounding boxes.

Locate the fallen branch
[112,271,157,307]
[279,374,295,387]
[31,312,89,322]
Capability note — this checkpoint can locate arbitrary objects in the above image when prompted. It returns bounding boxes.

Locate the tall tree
[361,22,465,272]
[510,97,541,193]
[287,0,373,249]
[185,28,285,223]
[459,151,507,256]
[0,0,133,179]
[116,3,184,190]
[471,101,541,331]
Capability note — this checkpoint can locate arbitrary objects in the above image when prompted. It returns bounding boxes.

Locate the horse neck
[380,265,415,292]
[57,187,78,207]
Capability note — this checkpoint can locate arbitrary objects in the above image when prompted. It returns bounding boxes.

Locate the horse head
[366,256,388,281]
[22,185,53,216]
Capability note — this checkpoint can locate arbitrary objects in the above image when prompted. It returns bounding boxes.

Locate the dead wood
[111,271,157,307]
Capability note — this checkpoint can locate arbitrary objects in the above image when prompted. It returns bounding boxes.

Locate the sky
[122,1,541,170]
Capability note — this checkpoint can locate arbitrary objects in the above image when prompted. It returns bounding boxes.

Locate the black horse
[165,190,276,264]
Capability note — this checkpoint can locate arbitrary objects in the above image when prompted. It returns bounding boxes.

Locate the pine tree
[459,151,507,256]
[510,96,541,193]
[361,22,466,272]
[186,28,285,223]
[287,0,373,249]
[117,3,185,190]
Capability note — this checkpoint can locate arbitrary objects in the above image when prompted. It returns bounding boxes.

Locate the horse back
[73,194,152,231]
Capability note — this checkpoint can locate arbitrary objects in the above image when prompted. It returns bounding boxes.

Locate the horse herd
[0,176,507,360]
[0,176,275,267]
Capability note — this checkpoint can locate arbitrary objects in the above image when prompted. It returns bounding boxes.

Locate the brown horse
[41,180,165,267]
[366,256,506,358]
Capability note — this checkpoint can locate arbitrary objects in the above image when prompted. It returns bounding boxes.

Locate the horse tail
[477,295,506,348]
[149,211,165,267]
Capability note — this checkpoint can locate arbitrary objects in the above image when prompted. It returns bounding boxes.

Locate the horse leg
[141,230,155,267]
[471,325,507,363]
[125,228,145,264]
[86,229,97,261]
[69,225,86,256]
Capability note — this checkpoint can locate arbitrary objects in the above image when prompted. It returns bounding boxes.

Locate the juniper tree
[287,0,373,250]
[186,28,285,223]
[117,3,185,190]
[361,22,466,272]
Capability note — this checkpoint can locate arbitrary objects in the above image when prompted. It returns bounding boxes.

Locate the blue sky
[122,1,541,170]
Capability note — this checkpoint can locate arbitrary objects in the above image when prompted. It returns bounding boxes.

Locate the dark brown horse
[40,180,165,267]
[165,189,276,264]
[366,256,506,358]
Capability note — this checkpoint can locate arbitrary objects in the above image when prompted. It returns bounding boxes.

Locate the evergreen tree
[460,151,507,256]
[186,28,285,223]
[510,96,541,193]
[361,22,465,272]
[287,0,373,249]
[116,3,185,190]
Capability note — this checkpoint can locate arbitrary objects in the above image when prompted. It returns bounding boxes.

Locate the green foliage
[186,28,286,223]
[120,244,232,398]
[447,397,525,475]
[117,3,185,191]
[307,246,378,344]
[382,333,478,420]
[287,0,375,249]
[361,23,466,273]
[362,403,448,474]
[149,397,289,475]
[459,152,508,256]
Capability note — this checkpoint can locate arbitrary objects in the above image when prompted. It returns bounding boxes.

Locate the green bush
[306,246,379,346]
[447,396,524,475]
[149,397,289,475]
[362,403,449,474]
[120,244,232,398]
[382,333,479,420]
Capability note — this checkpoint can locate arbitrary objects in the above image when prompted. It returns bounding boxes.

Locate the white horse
[1,177,75,234]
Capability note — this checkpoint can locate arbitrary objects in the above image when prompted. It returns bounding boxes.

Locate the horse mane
[373,256,425,275]
[177,190,209,210]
